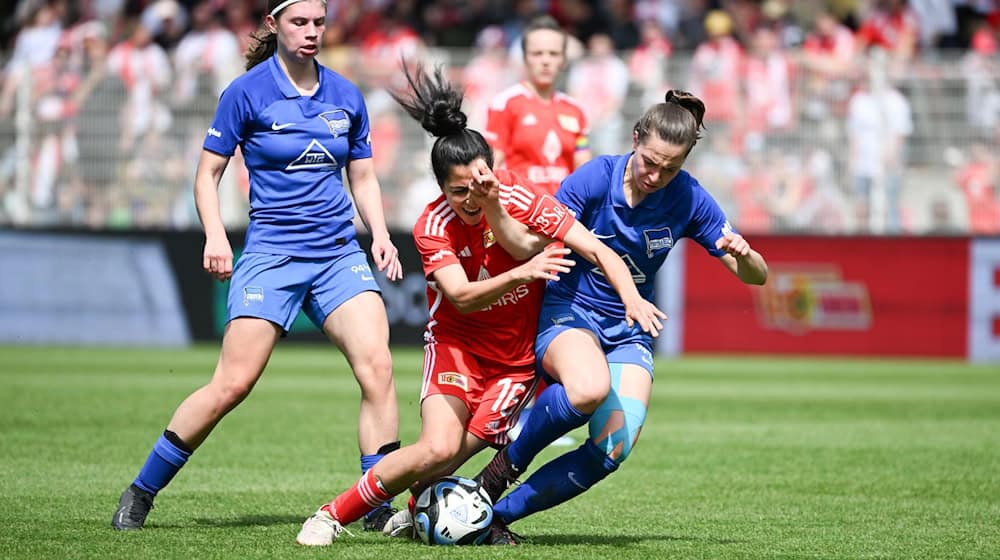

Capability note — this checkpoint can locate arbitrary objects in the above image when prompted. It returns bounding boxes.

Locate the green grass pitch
[1,345,998,559]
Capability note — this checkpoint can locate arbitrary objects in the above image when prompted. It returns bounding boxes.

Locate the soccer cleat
[484,518,521,545]
[295,507,347,546]
[111,484,154,530]
[362,504,397,532]
[475,446,520,504]
[381,507,416,538]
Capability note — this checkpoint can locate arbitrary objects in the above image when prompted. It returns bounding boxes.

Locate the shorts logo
[319,109,351,138]
[243,287,264,306]
[552,314,575,325]
[643,227,674,258]
[438,372,469,391]
[352,263,374,282]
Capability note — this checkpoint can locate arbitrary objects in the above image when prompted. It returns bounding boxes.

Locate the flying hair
[391,60,494,186]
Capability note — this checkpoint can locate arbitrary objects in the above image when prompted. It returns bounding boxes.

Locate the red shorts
[420,342,540,447]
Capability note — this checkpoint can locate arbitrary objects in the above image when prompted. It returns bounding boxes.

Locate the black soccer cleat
[362,504,397,532]
[484,518,522,545]
[112,484,154,530]
[475,446,520,504]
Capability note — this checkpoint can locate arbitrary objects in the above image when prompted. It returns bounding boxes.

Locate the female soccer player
[294,64,664,546]
[112,0,403,531]
[476,90,769,532]
[485,15,591,195]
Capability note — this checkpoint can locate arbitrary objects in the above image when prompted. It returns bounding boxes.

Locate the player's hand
[715,232,752,258]
[203,234,234,282]
[623,297,667,337]
[371,235,403,282]
[469,158,500,204]
[516,246,574,283]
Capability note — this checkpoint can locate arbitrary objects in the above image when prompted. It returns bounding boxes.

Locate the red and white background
[657,236,1000,362]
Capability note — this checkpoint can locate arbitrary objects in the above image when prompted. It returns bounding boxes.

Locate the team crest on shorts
[243,287,264,306]
[438,372,469,391]
[483,228,496,248]
[319,109,350,138]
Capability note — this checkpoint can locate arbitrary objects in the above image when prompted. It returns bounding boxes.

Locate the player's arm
[431,249,574,314]
[562,222,667,336]
[193,149,234,281]
[716,233,768,285]
[346,157,403,281]
[470,159,551,260]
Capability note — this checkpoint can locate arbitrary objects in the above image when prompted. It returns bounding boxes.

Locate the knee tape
[588,363,647,464]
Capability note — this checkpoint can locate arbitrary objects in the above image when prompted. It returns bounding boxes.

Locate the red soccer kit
[485,83,589,195]
[412,170,575,445]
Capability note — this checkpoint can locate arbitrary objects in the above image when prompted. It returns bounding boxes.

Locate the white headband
[269,0,325,17]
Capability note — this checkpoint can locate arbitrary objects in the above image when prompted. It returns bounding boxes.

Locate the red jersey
[412,170,576,367]
[485,83,589,195]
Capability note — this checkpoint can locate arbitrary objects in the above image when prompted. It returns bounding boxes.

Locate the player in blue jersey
[112,0,403,532]
[475,90,769,534]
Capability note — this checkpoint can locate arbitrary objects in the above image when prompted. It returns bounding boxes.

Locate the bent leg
[494,363,651,524]
[505,328,610,472]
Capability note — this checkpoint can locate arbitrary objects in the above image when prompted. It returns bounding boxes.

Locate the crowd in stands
[1,0,999,234]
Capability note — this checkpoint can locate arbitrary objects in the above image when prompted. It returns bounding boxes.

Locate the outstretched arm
[562,222,667,336]
[469,159,550,260]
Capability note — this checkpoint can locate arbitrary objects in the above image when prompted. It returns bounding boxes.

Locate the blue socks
[494,439,618,523]
[362,440,400,519]
[507,383,590,472]
[133,431,192,496]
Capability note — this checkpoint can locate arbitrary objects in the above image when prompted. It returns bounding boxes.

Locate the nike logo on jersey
[271,121,295,131]
[589,227,615,239]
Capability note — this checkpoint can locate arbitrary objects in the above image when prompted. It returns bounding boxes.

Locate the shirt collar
[268,53,323,99]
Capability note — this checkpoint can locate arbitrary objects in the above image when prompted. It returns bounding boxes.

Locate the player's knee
[416,438,461,471]
[355,349,394,394]
[567,376,611,414]
[215,378,256,411]
[588,395,647,465]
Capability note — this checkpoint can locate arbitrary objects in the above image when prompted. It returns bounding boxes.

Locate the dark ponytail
[391,62,494,186]
[634,89,706,151]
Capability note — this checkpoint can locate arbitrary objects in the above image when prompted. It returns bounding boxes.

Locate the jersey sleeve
[348,85,374,161]
[687,183,732,258]
[497,170,575,241]
[574,105,590,153]
[203,82,249,156]
[413,213,461,278]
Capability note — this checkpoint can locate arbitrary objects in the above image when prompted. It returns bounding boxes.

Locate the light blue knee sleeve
[588,363,648,464]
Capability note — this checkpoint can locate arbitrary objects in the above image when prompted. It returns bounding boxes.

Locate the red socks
[322,470,393,525]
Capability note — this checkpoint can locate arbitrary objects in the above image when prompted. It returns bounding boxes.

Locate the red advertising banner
[682,236,968,357]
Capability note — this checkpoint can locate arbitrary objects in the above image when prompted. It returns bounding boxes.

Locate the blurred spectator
[106,20,173,156]
[909,0,959,48]
[567,32,629,156]
[742,26,795,153]
[174,0,240,105]
[599,0,641,50]
[225,0,260,55]
[688,10,744,130]
[961,18,1000,141]
[800,8,857,120]
[462,26,517,131]
[634,0,683,39]
[0,0,66,117]
[628,19,673,108]
[846,63,913,233]
[140,0,188,50]
[855,0,919,77]
[357,3,424,89]
[760,0,805,47]
[953,143,1000,234]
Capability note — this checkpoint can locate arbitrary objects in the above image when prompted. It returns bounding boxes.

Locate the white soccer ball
[413,476,493,546]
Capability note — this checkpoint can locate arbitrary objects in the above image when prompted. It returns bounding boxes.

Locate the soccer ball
[413,476,493,545]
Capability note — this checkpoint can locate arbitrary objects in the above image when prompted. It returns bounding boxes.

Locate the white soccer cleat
[382,507,415,538]
[296,507,346,546]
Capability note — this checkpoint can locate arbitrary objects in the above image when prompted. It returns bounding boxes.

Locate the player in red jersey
[485,15,591,195]
[295,64,664,547]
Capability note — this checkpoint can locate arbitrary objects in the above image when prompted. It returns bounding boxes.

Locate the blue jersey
[203,54,373,257]
[550,153,732,318]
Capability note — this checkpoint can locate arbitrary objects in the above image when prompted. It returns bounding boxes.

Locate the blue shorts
[227,250,380,333]
[535,295,655,378]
